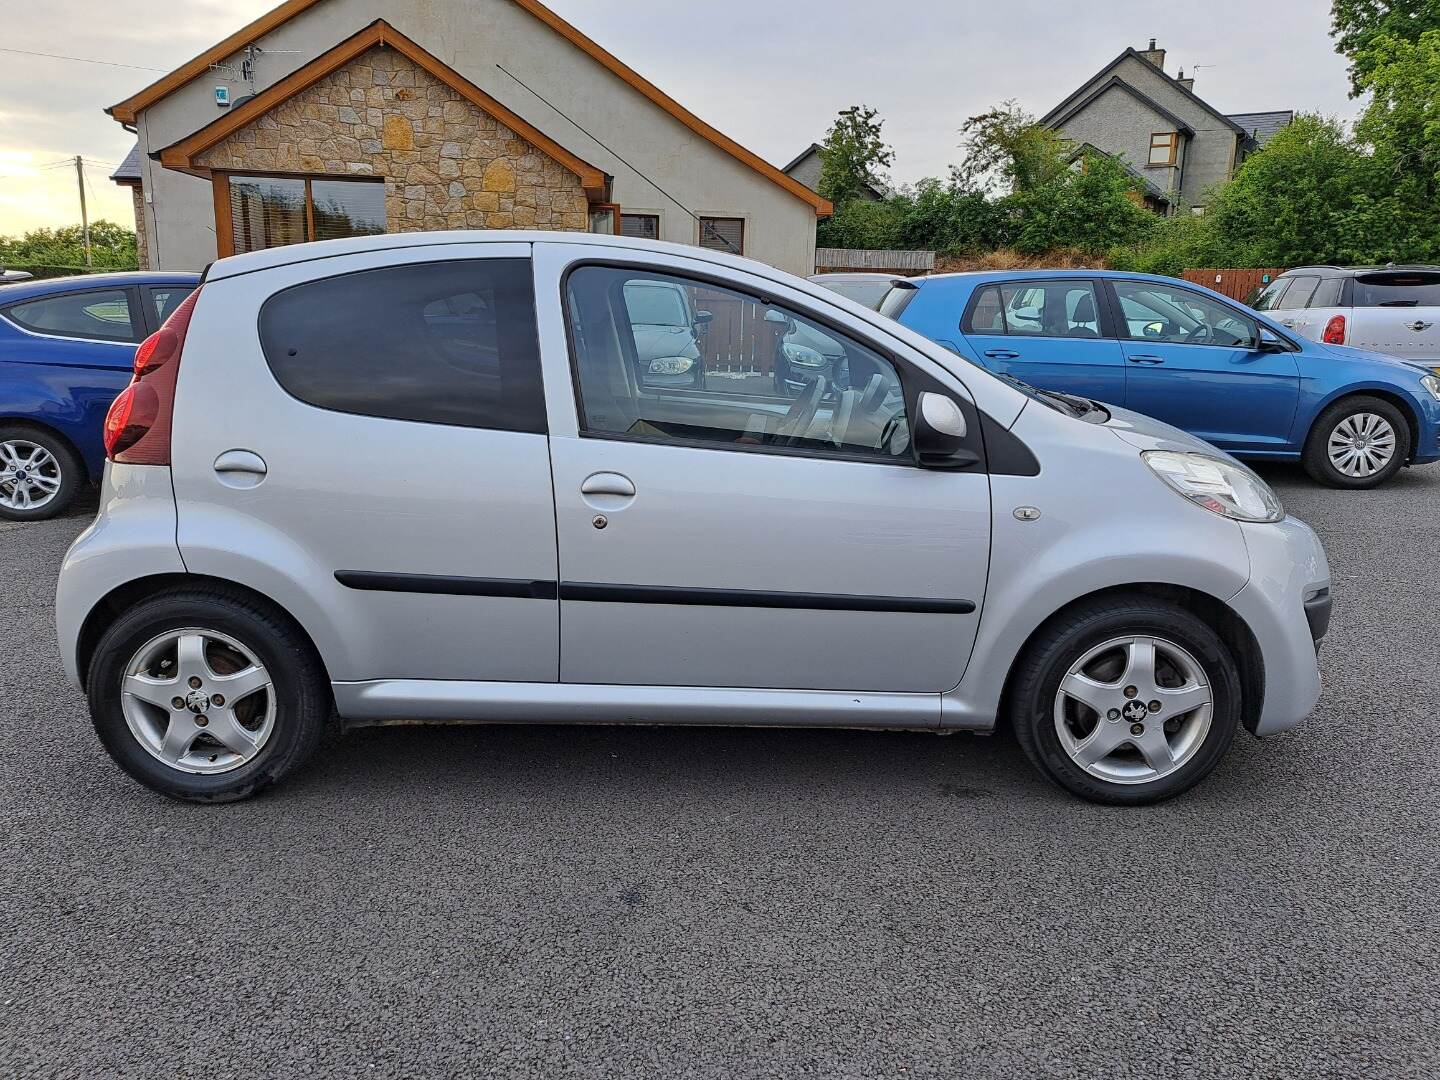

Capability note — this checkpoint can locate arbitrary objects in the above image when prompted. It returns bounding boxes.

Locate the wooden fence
[693,288,785,377]
[1181,268,1288,302]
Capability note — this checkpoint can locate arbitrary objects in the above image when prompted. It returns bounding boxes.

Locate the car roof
[1279,265,1440,277]
[810,272,905,283]
[0,270,201,302]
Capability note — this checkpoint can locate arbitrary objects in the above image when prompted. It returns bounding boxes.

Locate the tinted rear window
[823,279,897,309]
[258,259,545,432]
[1352,271,1440,307]
[877,282,919,319]
[3,287,137,342]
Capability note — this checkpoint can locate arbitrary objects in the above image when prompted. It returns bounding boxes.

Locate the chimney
[1140,38,1166,71]
[1176,67,1194,92]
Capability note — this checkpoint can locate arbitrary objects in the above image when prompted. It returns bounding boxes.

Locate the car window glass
[566,266,911,461]
[1276,276,1319,309]
[965,286,1006,335]
[149,286,197,325]
[981,281,1101,339]
[1310,277,1343,307]
[1252,280,1290,311]
[4,288,137,342]
[259,258,545,432]
[1352,272,1440,307]
[1112,281,1258,348]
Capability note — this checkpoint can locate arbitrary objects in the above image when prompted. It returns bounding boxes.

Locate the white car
[1254,266,1440,368]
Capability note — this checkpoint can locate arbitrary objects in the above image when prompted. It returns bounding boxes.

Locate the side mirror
[694,310,713,325]
[762,309,789,325]
[1143,321,1165,339]
[914,392,978,470]
[1257,327,1288,353]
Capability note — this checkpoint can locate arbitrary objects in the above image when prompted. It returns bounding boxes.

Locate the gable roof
[1041,48,1248,137]
[154,20,610,202]
[781,142,886,200]
[110,142,143,186]
[1068,143,1173,204]
[108,0,831,216]
[1226,110,1295,146]
[1046,75,1196,137]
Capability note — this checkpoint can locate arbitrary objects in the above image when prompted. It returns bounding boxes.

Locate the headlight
[1142,451,1284,522]
[1421,373,1440,401]
[648,356,695,375]
[783,342,827,369]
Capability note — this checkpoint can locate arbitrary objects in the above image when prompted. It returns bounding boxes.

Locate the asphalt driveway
[2,463,1438,1078]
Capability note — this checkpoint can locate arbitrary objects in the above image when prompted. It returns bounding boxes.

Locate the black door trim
[560,581,976,614]
[334,572,558,599]
[335,572,975,614]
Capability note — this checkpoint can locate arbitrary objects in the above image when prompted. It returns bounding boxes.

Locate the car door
[1346,270,1440,362]
[960,279,1127,404]
[1107,279,1300,453]
[535,244,991,695]
[171,244,560,683]
[1268,274,1320,341]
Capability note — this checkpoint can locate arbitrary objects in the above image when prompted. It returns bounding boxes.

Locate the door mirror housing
[1257,327,1289,353]
[694,310,714,325]
[762,309,789,325]
[914,392,978,470]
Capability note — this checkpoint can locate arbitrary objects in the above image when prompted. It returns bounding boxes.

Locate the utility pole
[74,156,91,269]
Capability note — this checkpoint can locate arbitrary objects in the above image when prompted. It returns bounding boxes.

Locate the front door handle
[580,472,635,498]
[983,349,1020,360]
[1128,354,1166,365]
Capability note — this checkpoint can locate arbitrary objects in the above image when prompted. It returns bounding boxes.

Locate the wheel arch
[76,573,333,695]
[995,582,1265,736]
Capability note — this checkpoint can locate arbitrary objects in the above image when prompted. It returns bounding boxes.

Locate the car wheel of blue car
[1302,395,1410,490]
[0,425,83,522]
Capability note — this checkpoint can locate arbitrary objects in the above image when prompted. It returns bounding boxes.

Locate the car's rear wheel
[1302,395,1409,489]
[0,425,83,521]
[1009,595,1241,805]
[87,586,331,802]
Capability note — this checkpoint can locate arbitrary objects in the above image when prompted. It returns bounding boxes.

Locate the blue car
[0,271,199,519]
[883,270,1440,488]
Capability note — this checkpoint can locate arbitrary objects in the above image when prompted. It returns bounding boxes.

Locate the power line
[0,46,167,73]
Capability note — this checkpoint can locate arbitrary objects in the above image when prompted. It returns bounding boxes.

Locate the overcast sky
[0,0,1357,236]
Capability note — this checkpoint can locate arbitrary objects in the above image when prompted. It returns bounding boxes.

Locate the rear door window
[146,285,197,328]
[3,287,139,342]
[1310,277,1343,308]
[1275,276,1319,309]
[258,258,546,432]
[1351,272,1440,307]
[964,281,1102,339]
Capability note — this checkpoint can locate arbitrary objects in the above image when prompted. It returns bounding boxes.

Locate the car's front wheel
[87,585,332,802]
[1009,595,1242,805]
[1302,395,1409,489]
[0,425,83,521]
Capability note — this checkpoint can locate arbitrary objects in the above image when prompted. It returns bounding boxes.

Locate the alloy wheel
[120,628,276,775]
[1053,635,1213,785]
[1327,413,1396,478]
[0,439,63,512]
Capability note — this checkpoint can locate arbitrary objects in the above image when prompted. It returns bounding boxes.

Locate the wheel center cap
[1122,700,1149,723]
[185,689,211,714]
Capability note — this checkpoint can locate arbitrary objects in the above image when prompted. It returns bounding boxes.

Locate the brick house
[1041,40,1293,213]
[106,0,830,275]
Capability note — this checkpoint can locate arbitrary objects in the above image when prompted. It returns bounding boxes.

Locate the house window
[698,217,744,255]
[588,204,621,234]
[225,174,386,255]
[1148,132,1179,166]
[620,213,659,240]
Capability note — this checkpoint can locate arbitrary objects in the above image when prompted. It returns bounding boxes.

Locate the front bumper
[1228,516,1331,736]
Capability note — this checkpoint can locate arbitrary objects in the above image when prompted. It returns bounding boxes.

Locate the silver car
[1254,265,1440,367]
[58,232,1330,805]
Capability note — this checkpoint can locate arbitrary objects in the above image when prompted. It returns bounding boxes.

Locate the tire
[1008,594,1242,806]
[0,424,84,521]
[1302,395,1410,489]
[86,585,332,802]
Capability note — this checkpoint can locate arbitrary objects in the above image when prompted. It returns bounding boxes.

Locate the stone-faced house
[106,0,830,275]
[1041,40,1293,213]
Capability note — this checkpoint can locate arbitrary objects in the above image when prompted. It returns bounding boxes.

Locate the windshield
[622,283,688,326]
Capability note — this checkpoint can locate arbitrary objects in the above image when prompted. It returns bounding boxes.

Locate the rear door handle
[213,449,267,476]
[1128,355,1166,365]
[983,349,1020,360]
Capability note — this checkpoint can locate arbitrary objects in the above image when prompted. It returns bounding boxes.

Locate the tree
[0,221,138,271]
[954,101,1070,195]
[816,105,894,206]
[1353,29,1440,204]
[1331,0,1440,93]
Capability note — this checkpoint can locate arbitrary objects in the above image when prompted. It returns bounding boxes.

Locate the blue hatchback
[0,271,199,519]
[885,270,1440,488]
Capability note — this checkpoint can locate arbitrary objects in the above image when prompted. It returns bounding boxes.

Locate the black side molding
[559,582,975,614]
[334,572,558,599]
[335,572,975,615]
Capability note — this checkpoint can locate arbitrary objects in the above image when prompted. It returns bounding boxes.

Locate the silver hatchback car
[58,232,1330,805]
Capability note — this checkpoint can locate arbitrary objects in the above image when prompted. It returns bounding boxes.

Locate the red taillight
[106,286,203,465]
[1322,314,1346,345]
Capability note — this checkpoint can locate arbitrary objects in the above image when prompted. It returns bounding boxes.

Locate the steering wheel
[775,375,828,446]
[1190,322,1213,345]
